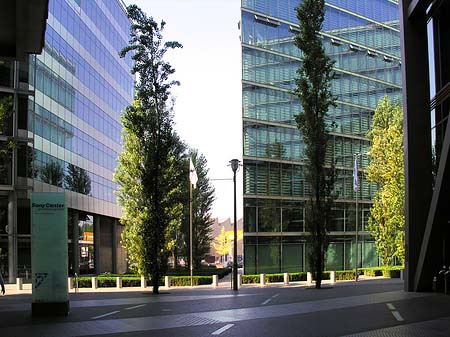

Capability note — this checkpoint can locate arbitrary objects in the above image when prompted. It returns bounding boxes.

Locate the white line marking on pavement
[125,304,146,310]
[386,303,395,311]
[212,324,234,335]
[162,309,171,312]
[391,310,404,321]
[272,293,280,299]
[91,310,120,320]
[261,298,272,305]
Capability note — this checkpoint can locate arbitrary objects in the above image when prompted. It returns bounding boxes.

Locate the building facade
[241,0,402,274]
[0,0,133,282]
[400,0,450,292]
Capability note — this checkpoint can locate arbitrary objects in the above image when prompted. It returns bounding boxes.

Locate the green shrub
[289,272,307,281]
[335,270,356,280]
[166,268,230,279]
[242,275,260,284]
[170,276,212,286]
[98,277,116,287]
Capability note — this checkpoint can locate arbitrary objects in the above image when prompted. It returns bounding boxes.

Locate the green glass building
[241,0,402,274]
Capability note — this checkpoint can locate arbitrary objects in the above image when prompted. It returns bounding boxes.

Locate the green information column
[31,192,69,316]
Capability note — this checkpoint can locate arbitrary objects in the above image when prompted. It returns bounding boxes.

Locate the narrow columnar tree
[184,149,215,269]
[366,96,404,267]
[293,0,336,288]
[115,5,182,294]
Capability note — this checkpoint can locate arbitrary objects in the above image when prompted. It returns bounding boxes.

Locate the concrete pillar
[16,277,22,290]
[111,219,118,274]
[94,216,100,274]
[330,271,336,284]
[72,210,80,275]
[116,277,122,289]
[164,276,170,288]
[307,272,313,285]
[260,273,266,285]
[212,274,218,287]
[91,277,97,289]
[141,275,146,288]
[8,191,17,283]
[238,274,242,287]
[283,272,289,285]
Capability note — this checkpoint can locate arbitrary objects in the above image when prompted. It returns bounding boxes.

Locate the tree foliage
[65,164,91,195]
[40,161,64,187]
[366,96,404,267]
[293,0,336,288]
[211,226,243,262]
[115,5,182,294]
[185,149,215,269]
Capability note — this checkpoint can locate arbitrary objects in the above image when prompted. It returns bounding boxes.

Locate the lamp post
[353,153,360,281]
[230,159,240,291]
[353,152,369,281]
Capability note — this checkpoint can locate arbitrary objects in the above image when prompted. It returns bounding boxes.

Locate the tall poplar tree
[293,0,336,288]
[115,5,182,294]
[187,149,215,269]
[366,97,404,267]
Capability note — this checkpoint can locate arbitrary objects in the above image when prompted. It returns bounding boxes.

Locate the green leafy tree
[65,164,91,195]
[366,96,404,267]
[164,134,188,269]
[293,0,336,288]
[115,5,182,294]
[40,161,64,187]
[187,149,215,269]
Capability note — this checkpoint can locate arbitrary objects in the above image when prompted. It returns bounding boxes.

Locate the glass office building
[0,0,133,281]
[241,0,402,273]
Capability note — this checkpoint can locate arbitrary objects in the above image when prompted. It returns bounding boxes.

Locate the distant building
[0,0,133,282]
[400,0,450,291]
[240,0,402,274]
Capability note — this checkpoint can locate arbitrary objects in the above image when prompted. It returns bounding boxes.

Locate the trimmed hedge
[167,268,230,279]
[170,276,212,286]
[241,267,403,284]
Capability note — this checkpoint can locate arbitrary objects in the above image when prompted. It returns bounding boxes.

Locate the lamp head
[230,159,240,173]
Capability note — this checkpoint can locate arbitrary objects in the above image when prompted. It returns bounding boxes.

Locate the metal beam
[399,0,433,291]
[414,111,450,291]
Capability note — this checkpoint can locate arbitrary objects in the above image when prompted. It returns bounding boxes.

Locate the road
[1,278,450,336]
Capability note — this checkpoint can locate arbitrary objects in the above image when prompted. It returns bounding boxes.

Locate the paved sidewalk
[1,278,450,336]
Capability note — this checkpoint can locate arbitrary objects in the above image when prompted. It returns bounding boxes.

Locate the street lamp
[230,159,240,291]
[353,152,369,281]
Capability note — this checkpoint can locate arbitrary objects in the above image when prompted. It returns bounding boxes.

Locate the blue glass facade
[31,0,133,207]
[241,0,401,273]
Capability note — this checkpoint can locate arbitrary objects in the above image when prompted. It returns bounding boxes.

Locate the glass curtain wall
[241,0,401,273]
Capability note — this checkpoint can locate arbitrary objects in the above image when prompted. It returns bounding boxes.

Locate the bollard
[68,277,73,290]
[92,277,98,289]
[74,273,78,293]
[330,271,336,284]
[16,277,23,291]
[238,274,242,287]
[260,273,266,286]
[165,276,170,288]
[283,272,289,285]
[212,274,219,287]
[307,272,312,285]
[141,275,147,288]
[400,269,404,281]
[116,277,122,289]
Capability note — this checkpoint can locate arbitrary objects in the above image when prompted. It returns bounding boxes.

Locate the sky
[124,0,243,221]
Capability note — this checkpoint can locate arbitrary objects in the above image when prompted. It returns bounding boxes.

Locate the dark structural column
[72,210,79,275]
[400,0,433,291]
[94,216,100,275]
